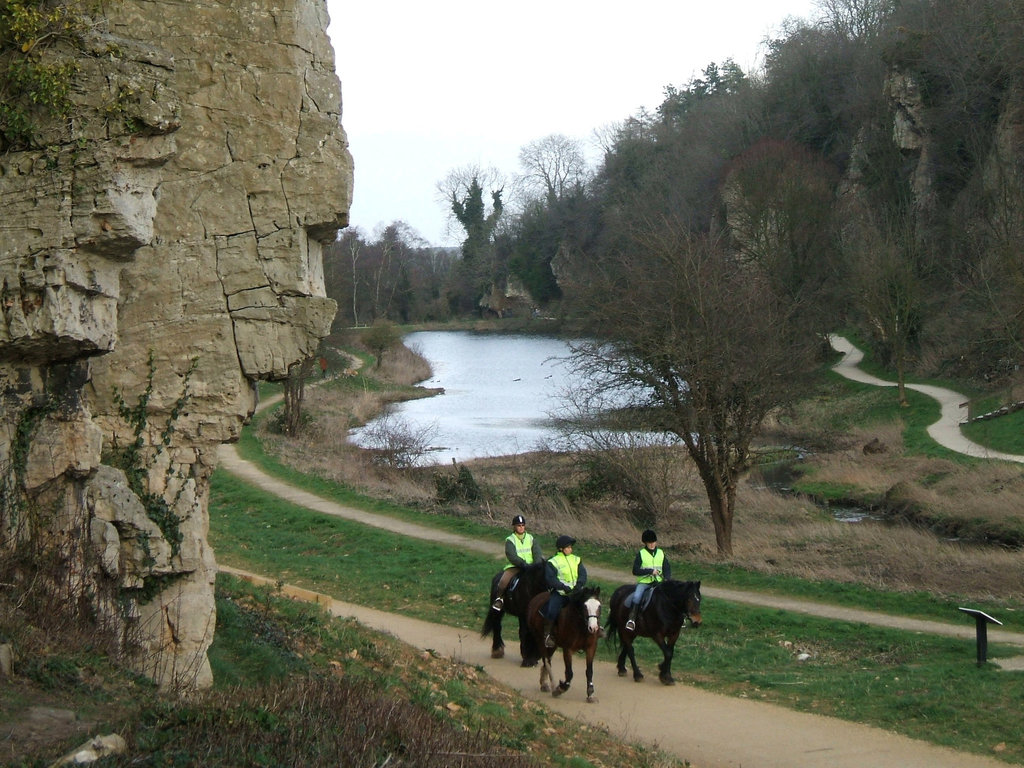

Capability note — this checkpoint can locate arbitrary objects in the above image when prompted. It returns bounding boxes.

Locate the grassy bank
[208,469,1024,764]
[234,408,1016,623]
[3,569,674,767]
[202,333,1024,763]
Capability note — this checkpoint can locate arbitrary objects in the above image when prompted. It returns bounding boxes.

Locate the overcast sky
[326,1,822,246]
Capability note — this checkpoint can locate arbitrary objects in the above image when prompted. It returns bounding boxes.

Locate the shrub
[434,463,481,504]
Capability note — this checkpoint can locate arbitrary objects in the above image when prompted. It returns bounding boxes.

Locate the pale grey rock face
[1,0,351,689]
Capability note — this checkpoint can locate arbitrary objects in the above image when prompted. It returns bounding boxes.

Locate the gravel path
[830,335,1024,464]
[220,562,1017,768]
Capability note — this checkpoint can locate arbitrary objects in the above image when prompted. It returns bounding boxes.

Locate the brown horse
[606,580,701,685]
[527,586,602,702]
[481,561,547,666]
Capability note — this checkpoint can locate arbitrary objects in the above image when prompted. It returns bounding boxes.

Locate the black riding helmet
[642,529,657,543]
[555,534,576,550]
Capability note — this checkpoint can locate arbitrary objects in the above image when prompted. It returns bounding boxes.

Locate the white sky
[326,1,822,246]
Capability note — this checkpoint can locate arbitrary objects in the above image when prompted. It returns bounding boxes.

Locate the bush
[359,412,436,469]
[434,464,481,504]
[360,321,402,368]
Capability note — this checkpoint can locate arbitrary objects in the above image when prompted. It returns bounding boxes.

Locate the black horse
[527,586,602,702]
[481,561,547,666]
[606,580,702,685]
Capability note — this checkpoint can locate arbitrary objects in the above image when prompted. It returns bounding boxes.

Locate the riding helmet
[642,529,657,543]
[512,514,526,526]
[555,534,576,549]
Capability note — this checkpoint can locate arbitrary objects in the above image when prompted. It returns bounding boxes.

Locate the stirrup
[625,619,636,631]
[544,634,555,649]
[491,597,504,611]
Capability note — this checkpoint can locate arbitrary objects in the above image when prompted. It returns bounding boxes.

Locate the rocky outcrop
[883,70,939,221]
[0,0,351,689]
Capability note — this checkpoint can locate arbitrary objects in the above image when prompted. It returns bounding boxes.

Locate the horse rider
[625,529,671,631]
[492,514,544,611]
[541,534,588,648]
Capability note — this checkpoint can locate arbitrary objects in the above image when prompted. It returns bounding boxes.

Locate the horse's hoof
[617,669,627,677]
[587,690,596,703]
[491,648,504,659]
[660,676,676,686]
[540,684,550,693]
[521,658,538,668]
[633,674,644,683]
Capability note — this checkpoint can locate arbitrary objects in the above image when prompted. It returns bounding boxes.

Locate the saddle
[624,587,656,611]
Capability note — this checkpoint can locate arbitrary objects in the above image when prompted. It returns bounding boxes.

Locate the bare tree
[722,139,841,345]
[518,134,589,202]
[814,0,896,41]
[844,214,923,407]
[347,234,363,326]
[571,220,817,556]
[552,384,681,528]
[282,355,317,436]
[359,411,437,469]
[436,164,506,243]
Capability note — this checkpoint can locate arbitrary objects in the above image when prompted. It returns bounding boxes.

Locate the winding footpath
[215,340,1024,768]
[830,334,1024,464]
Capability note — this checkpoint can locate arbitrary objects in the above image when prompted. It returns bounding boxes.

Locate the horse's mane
[657,579,695,598]
[568,585,600,606]
[519,560,547,585]
[654,580,699,618]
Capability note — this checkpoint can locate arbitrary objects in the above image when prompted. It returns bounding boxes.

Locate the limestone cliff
[0,0,352,688]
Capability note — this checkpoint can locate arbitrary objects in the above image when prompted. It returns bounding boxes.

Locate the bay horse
[481,561,547,666]
[526,586,602,702]
[606,580,701,685]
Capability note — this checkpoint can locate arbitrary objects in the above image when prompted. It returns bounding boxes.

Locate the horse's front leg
[518,615,538,667]
[659,632,680,685]
[552,647,573,697]
[625,640,643,682]
[585,647,597,703]
[539,654,552,693]
[491,612,505,659]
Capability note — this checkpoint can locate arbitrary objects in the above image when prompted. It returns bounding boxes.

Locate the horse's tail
[481,604,501,639]
[604,608,620,648]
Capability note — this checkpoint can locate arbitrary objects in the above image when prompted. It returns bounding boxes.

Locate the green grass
[236,413,533,542]
[229,420,1016,623]
[210,471,499,630]
[209,474,1024,764]
[831,336,1022,457]
[963,408,1024,454]
[205,332,1024,764]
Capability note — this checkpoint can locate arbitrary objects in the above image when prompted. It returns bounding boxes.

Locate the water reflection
[350,331,578,465]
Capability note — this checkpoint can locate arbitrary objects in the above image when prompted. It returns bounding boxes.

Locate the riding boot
[625,605,639,632]
[542,619,555,649]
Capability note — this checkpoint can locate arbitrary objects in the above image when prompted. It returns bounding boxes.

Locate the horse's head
[662,580,702,628]
[684,581,702,627]
[579,586,601,634]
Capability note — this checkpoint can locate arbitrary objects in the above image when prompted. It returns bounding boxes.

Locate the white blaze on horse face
[585,597,601,634]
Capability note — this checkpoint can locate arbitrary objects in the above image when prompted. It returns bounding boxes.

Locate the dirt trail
[830,335,1024,464]
[221,564,1014,768]
[216,447,1024,767]
[214,343,1024,766]
[217,446,1024,651]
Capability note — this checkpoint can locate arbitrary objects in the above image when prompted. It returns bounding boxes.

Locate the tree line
[322,0,1024,555]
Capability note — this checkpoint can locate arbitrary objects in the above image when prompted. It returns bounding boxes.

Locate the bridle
[583,596,601,634]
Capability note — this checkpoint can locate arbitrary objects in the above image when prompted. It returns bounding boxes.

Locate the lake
[350,331,579,465]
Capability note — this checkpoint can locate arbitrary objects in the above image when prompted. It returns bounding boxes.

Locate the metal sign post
[958,607,1003,666]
